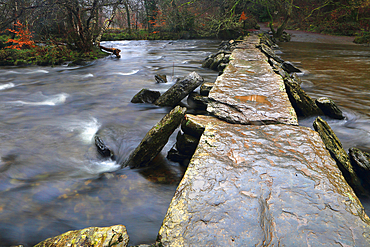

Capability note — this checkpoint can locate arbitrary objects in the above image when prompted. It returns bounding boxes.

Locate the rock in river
[127,105,187,168]
[34,225,129,247]
[349,147,370,187]
[158,117,370,246]
[316,97,345,119]
[131,88,161,104]
[154,72,204,107]
[313,116,365,194]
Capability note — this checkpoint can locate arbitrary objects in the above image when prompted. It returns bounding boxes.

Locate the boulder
[313,117,365,194]
[176,131,200,155]
[282,61,302,73]
[181,114,206,138]
[202,54,214,68]
[187,92,210,111]
[155,74,167,83]
[167,145,192,166]
[34,225,129,247]
[95,136,114,159]
[284,77,323,117]
[127,105,187,168]
[269,58,288,79]
[290,73,302,85]
[259,33,278,48]
[349,147,370,184]
[278,31,291,42]
[316,97,345,120]
[210,53,225,70]
[200,82,214,96]
[154,72,204,107]
[257,43,284,64]
[131,88,161,104]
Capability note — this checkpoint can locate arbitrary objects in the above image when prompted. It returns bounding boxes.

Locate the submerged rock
[155,74,167,83]
[127,106,187,168]
[316,97,345,119]
[34,225,129,247]
[284,77,322,117]
[131,88,161,104]
[154,72,204,107]
[95,136,114,158]
[313,117,365,194]
[282,61,301,73]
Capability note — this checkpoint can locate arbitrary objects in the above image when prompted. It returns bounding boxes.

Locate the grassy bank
[0,43,107,66]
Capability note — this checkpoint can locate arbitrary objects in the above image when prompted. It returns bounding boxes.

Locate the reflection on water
[0,40,219,246]
[279,39,370,213]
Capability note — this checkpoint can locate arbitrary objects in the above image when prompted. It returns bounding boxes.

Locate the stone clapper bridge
[35,34,370,246]
[157,35,370,246]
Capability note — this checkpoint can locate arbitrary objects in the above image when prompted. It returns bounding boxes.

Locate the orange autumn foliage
[5,20,35,50]
[239,11,248,22]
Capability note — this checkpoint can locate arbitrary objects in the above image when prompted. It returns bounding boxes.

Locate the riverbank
[0,45,108,66]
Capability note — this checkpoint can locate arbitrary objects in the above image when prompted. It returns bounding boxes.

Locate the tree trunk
[95,1,121,46]
[124,1,131,34]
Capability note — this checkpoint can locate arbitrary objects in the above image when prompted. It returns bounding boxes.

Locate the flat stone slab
[207,41,297,125]
[158,115,370,246]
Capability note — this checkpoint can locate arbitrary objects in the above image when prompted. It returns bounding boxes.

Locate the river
[0,40,219,246]
[278,32,370,213]
[0,35,370,246]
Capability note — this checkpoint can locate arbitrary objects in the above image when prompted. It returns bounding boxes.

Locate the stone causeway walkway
[157,35,370,246]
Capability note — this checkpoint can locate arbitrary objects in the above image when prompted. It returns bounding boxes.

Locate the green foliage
[0,44,107,66]
[354,30,370,44]
[0,35,11,49]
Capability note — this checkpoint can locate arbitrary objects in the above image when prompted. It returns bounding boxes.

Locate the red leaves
[239,11,248,22]
[5,20,35,50]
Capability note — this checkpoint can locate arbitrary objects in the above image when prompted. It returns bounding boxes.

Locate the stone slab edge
[158,115,370,246]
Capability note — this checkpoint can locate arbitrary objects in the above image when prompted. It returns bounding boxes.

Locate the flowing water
[0,40,219,246]
[278,33,370,212]
[1,34,370,246]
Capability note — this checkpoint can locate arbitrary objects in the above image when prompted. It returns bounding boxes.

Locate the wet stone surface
[207,41,297,125]
[158,117,370,246]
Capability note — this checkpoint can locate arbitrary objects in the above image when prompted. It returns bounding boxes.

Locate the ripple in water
[0,83,15,91]
[114,70,139,76]
[7,92,69,106]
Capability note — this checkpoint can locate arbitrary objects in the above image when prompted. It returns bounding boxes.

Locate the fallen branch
[99,44,121,58]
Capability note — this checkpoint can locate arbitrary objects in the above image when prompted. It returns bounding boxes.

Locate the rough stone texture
[158,118,370,246]
[35,225,129,247]
[207,41,298,125]
[131,88,161,104]
[316,97,345,119]
[284,77,323,117]
[167,145,192,165]
[313,117,365,194]
[187,92,210,110]
[181,115,208,139]
[200,82,214,96]
[175,131,199,155]
[154,72,204,107]
[127,106,187,168]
